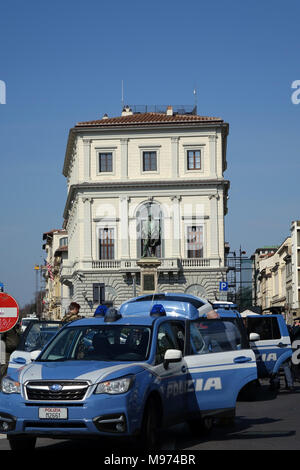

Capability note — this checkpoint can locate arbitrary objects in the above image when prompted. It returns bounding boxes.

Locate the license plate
[39,407,68,420]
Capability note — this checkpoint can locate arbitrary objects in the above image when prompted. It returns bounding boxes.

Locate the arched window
[136,202,163,258]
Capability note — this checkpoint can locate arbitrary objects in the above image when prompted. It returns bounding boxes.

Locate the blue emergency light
[94,305,108,317]
[150,304,166,317]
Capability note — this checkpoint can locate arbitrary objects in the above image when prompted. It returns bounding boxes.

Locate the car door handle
[277,343,288,348]
[234,356,252,364]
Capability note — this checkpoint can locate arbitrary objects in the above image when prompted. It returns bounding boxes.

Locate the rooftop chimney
[166,105,173,116]
[121,105,133,116]
[102,113,108,120]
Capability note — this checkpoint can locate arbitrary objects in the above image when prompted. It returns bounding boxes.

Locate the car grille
[24,421,87,429]
[25,381,89,401]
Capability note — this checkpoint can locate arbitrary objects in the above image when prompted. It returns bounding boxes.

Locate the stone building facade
[60,106,230,315]
[252,220,300,322]
[43,229,69,318]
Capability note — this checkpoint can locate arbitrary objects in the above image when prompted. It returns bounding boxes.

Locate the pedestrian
[291,317,300,341]
[62,302,82,324]
[270,360,294,392]
[269,314,295,391]
[0,336,6,378]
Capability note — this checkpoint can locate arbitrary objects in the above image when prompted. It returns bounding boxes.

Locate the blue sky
[0,0,299,307]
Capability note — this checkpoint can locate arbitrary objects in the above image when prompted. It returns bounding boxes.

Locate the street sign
[219,281,228,292]
[0,293,19,333]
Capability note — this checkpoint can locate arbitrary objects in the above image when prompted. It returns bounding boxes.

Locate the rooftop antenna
[193,87,197,114]
[121,80,124,109]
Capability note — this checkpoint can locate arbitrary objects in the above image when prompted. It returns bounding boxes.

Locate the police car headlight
[94,376,133,395]
[1,377,21,394]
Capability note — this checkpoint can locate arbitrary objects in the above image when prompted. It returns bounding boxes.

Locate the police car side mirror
[249,333,260,342]
[12,357,26,365]
[163,349,182,369]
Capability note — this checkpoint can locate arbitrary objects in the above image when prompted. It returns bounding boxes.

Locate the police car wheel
[8,435,36,451]
[139,398,161,449]
[188,416,214,436]
[238,380,260,401]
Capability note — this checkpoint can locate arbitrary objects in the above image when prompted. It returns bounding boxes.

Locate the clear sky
[0,0,299,307]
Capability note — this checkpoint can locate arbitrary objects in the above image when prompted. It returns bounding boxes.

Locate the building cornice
[63,179,230,221]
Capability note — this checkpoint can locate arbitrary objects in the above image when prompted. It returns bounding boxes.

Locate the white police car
[0,295,257,450]
[8,320,62,369]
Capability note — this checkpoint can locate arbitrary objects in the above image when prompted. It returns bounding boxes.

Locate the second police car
[0,294,258,450]
[211,301,293,388]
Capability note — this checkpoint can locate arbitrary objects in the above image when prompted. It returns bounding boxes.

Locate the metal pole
[239,247,242,311]
[36,267,38,315]
[34,265,39,316]
[0,333,3,379]
[133,274,136,297]
[40,265,43,319]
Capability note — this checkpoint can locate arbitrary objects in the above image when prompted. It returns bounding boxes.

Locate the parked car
[8,320,63,370]
[20,316,39,333]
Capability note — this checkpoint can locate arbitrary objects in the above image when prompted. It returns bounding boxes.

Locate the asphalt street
[0,379,299,451]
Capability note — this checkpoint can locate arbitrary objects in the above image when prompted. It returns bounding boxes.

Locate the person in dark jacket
[62,302,82,324]
[291,318,300,342]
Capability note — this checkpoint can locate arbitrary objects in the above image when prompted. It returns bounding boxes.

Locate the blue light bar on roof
[150,304,166,317]
[94,305,108,317]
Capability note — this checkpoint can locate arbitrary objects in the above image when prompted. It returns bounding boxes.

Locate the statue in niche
[142,214,161,257]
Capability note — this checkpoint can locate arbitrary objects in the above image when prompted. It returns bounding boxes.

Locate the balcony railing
[181,258,212,268]
[92,260,121,269]
[61,257,222,278]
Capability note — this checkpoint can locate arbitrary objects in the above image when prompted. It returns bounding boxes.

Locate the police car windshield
[38,325,152,362]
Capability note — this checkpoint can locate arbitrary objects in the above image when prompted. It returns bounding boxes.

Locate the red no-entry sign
[0,293,19,333]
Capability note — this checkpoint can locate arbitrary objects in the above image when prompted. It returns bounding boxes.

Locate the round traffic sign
[0,293,19,333]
